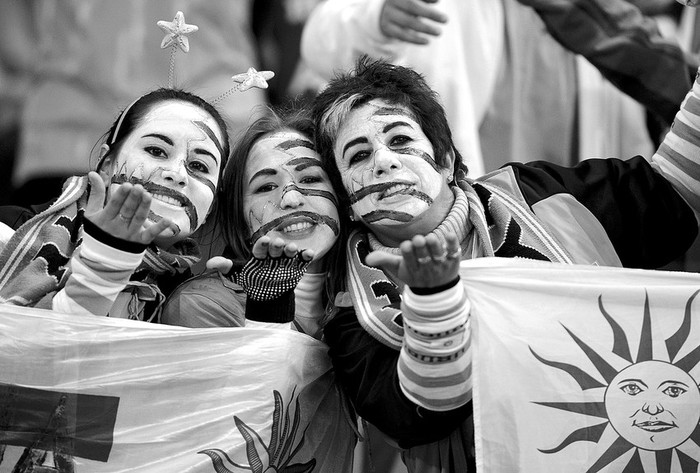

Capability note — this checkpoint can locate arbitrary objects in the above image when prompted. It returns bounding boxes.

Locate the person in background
[0,87,229,322]
[301,0,695,176]
[309,56,700,472]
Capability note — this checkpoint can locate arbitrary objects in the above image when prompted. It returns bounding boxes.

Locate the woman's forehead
[139,101,224,142]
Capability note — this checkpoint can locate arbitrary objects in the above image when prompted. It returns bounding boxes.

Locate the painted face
[333,99,452,232]
[105,101,224,246]
[243,130,339,260]
[605,360,700,450]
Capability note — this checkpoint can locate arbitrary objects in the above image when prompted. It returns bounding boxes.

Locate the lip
[378,182,414,201]
[633,420,676,432]
[274,215,317,239]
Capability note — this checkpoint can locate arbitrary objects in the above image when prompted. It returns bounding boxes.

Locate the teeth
[382,184,410,198]
[152,194,182,207]
[283,222,312,233]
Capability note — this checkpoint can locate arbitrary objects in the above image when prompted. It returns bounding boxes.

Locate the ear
[441,149,456,182]
[97,144,114,182]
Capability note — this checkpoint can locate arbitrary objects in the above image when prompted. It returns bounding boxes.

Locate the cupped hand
[380,0,447,44]
[84,171,174,244]
[251,235,315,262]
[365,232,461,289]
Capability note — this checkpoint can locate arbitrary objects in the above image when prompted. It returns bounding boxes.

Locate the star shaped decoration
[157,11,198,53]
[231,68,275,91]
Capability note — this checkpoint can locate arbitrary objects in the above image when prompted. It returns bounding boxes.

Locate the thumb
[206,256,234,274]
[86,171,107,216]
[365,250,402,274]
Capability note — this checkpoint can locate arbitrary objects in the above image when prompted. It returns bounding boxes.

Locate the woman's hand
[85,172,173,244]
[365,232,462,289]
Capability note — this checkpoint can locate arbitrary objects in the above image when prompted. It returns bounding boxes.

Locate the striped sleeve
[52,228,145,316]
[398,281,471,411]
[652,69,700,219]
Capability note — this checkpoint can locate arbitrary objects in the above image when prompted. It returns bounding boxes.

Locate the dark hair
[96,88,231,173]
[311,56,465,211]
[218,105,349,298]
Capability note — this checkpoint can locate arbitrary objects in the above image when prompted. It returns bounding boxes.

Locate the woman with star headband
[308,56,700,472]
[0,87,230,322]
[161,106,347,338]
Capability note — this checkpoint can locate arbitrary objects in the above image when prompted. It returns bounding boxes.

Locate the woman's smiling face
[243,130,339,260]
[333,99,453,234]
[104,100,224,246]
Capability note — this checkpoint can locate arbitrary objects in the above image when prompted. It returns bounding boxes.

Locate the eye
[390,135,411,147]
[662,386,687,398]
[145,146,167,158]
[349,150,371,166]
[254,183,277,194]
[620,383,643,396]
[187,160,210,174]
[300,174,324,185]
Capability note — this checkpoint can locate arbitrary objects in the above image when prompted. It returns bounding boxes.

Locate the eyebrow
[618,378,647,388]
[287,157,322,171]
[249,168,277,184]
[342,137,368,158]
[277,138,315,151]
[143,133,220,165]
[383,121,412,133]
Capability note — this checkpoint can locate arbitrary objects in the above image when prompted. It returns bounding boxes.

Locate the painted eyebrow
[276,138,315,151]
[342,136,369,158]
[383,121,412,134]
[287,157,322,171]
[249,168,277,185]
[659,380,689,388]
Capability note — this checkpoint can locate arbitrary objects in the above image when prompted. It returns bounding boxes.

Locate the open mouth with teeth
[152,193,186,207]
[275,216,317,238]
[379,183,414,200]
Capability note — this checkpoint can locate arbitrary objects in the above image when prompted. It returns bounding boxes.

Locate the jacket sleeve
[51,219,146,316]
[323,302,472,449]
[517,0,695,125]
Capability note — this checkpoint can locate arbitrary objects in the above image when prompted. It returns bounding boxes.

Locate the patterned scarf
[0,176,200,319]
[346,169,573,349]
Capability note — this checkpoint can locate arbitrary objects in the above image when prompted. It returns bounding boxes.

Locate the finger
[444,232,462,261]
[206,256,234,274]
[118,184,145,223]
[140,217,174,243]
[268,237,285,258]
[283,243,299,258]
[399,0,448,24]
[365,250,403,275]
[252,235,271,259]
[102,182,132,220]
[130,186,153,229]
[426,233,447,260]
[409,234,430,266]
[86,172,107,216]
[299,248,315,262]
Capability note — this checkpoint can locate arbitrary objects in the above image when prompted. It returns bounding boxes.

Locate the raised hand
[84,172,173,244]
[379,0,448,45]
[235,236,314,301]
[365,232,462,289]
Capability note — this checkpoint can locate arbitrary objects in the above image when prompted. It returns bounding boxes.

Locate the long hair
[217,105,349,301]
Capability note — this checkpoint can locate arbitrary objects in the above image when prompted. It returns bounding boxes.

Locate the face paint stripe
[193,120,224,160]
[282,183,339,208]
[361,210,414,223]
[277,139,315,151]
[349,181,433,205]
[394,147,440,172]
[249,210,339,242]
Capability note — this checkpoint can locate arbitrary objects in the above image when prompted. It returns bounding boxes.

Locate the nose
[280,184,303,209]
[372,146,402,178]
[161,160,188,187]
[642,401,664,416]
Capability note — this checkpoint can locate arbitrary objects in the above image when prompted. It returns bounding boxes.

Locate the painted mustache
[349,181,433,205]
[111,174,198,231]
[361,210,414,224]
[249,210,340,243]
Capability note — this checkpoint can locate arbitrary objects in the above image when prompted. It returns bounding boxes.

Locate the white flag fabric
[0,305,356,472]
[464,258,700,473]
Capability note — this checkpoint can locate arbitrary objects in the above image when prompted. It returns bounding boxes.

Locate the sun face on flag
[532,291,700,472]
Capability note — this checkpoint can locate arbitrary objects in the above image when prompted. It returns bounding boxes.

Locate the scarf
[346,170,573,349]
[0,176,200,320]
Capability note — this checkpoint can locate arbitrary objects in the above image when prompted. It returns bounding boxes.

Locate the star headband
[108,11,275,146]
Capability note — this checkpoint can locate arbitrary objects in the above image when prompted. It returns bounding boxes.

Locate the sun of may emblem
[531,290,700,472]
